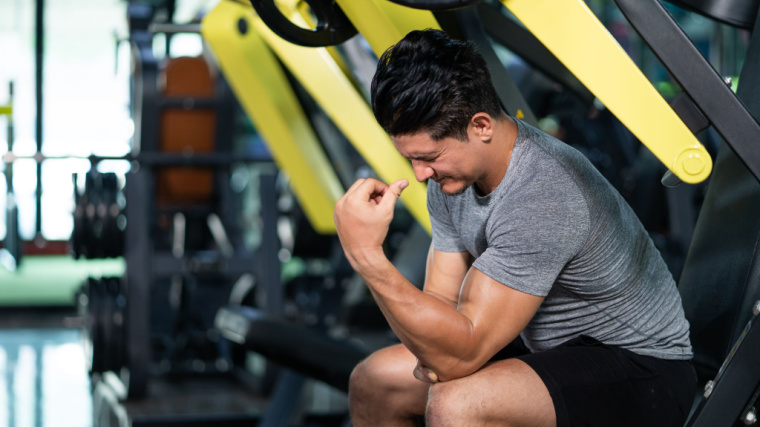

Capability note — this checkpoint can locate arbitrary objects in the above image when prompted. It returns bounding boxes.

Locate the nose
[411,160,434,182]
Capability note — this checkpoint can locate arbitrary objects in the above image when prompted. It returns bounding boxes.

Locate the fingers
[340,178,407,209]
[345,178,367,195]
[413,359,439,384]
[343,178,383,201]
[361,178,391,199]
[336,179,371,215]
[340,178,368,205]
[379,179,409,208]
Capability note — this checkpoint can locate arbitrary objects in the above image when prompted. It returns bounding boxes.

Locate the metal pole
[5,82,13,194]
[34,0,44,237]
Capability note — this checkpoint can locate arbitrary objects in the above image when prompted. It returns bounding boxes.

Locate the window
[0,0,131,243]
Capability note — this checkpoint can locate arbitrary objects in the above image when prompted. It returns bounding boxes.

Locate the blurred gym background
[0,0,757,426]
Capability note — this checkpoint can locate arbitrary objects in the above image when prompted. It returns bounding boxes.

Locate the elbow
[429,355,484,382]
[425,331,486,381]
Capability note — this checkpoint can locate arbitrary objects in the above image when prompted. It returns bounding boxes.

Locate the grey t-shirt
[428,119,692,360]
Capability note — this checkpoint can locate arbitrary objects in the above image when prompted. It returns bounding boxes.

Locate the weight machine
[212,0,760,426]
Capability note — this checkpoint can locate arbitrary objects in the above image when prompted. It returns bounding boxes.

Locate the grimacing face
[392,132,481,196]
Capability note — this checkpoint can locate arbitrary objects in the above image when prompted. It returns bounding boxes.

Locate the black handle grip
[387,0,482,10]
[249,0,357,47]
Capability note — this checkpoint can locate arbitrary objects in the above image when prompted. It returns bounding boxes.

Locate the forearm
[332,178,490,379]
[353,251,481,380]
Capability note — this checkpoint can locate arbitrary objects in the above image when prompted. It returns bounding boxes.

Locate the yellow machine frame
[204,0,433,233]
[335,0,441,57]
[203,0,714,239]
[502,0,712,183]
[202,2,344,234]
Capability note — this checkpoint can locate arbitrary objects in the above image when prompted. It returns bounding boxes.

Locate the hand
[334,178,408,269]
[413,359,439,383]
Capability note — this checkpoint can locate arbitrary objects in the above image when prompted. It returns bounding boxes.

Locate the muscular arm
[422,246,471,308]
[358,248,543,381]
[334,178,543,381]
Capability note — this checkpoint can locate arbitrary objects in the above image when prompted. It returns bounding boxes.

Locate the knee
[426,381,471,426]
[349,350,405,401]
[349,346,430,424]
[348,358,373,401]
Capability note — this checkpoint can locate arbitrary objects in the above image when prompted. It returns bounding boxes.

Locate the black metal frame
[611,1,760,425]
[687,303,760,426]
[615,0,760,183]
[667,0,760,29]
[475,2,595,105]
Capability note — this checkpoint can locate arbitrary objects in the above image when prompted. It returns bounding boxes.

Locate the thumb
[381,179,408,208]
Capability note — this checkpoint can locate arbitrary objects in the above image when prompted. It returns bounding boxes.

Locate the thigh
[517,335,698,427]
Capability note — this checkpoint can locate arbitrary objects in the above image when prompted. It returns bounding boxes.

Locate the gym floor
[0,308,93,427]
[0,306,273,427]
[0,256,126,426]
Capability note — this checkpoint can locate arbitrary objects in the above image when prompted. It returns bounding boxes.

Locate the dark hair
[370,29,503,141]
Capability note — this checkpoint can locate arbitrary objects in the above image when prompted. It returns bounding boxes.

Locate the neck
[474,116,518,196]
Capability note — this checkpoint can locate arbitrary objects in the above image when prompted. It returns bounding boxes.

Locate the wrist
[346,245,389,276]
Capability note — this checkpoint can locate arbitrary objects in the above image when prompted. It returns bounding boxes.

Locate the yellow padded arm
[502,0,712,183]
[336,0,441,56]
[202,1,343,234]
[252,2,432,232]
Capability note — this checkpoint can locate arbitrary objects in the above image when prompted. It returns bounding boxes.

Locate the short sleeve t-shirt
[427,119,692,360]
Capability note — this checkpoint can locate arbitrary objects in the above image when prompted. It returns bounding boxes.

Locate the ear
[470,113,494,142]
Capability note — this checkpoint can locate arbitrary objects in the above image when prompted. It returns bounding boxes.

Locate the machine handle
[249,0,357,47]
[387,0,482,10]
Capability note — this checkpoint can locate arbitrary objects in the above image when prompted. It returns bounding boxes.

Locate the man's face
[392,131,479,196]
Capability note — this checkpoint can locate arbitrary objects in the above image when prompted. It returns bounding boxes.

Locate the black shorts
[495,335,698,427]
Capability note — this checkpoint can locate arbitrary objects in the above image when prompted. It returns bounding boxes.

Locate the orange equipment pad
[156,56,216,206]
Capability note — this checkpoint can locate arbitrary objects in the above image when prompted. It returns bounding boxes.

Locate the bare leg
[349,344,430,427]
[426,358,556,427]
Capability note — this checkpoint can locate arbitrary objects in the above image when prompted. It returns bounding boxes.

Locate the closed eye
[410,153,439,162]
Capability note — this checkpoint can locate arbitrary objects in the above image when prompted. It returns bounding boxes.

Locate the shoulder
[488,126,593,248]
[507,122,602,211]
[517,121,593,176]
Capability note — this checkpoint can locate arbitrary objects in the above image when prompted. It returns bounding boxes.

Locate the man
[333,29,696,427]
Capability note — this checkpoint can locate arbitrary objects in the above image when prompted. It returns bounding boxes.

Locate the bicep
[458,267,544,365]
[423,247,472,307]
